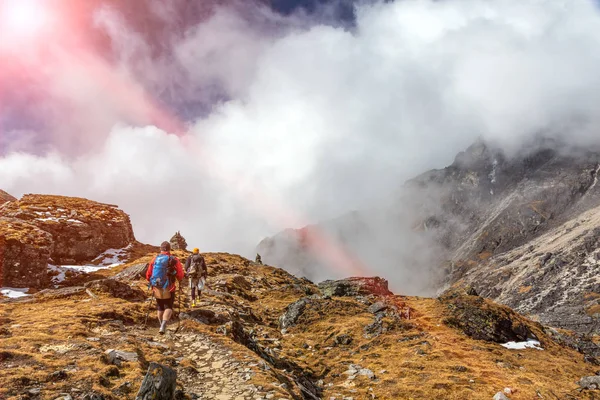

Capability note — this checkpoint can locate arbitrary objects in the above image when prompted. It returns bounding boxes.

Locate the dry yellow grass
[0,251,597,400]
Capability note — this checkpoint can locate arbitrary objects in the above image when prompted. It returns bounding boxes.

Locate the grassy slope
[0,252,596,400]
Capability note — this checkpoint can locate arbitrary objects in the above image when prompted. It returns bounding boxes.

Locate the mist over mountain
[4,0,600,288]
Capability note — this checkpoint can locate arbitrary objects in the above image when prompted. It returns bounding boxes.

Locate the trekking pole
[143,285,154,328]
[173,282,183,334]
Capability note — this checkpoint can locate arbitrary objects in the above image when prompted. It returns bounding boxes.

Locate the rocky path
[151,329,270,400]
[136,295,286,400]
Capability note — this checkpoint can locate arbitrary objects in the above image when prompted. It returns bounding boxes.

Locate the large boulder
[0,218,53,288]
[0,195,134,264]
[318,277,393,297]
[440,289,536,343]
[0,190,16,205]
[136,363,177,400]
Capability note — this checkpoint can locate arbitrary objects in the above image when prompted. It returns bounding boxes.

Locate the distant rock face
[0,190,16,205]
[1,195,134,264]
[0,194,135,288]
[0,218,53,288]
[169,231,187,251]
[258,139,600,333]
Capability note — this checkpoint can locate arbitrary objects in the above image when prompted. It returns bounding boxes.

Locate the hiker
[255,253,262,265]
[146,241,184,334]
[185,248,207,307]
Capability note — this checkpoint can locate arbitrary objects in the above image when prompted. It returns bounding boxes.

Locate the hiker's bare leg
[163,308,173,322]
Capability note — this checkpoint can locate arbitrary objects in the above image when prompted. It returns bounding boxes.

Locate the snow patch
[36,217,61,222]
[501,339,543,350]
[0,287,30,298]
[489,158,499,184]
[93,244,132,266]
[47,244,132,285]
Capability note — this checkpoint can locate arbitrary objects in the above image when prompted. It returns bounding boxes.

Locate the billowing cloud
[3,0,600,293]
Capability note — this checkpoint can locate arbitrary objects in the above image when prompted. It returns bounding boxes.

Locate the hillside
[2,190,600,399]
[1,251,599,400]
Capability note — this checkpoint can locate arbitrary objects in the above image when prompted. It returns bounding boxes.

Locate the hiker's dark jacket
[185,254,207,277]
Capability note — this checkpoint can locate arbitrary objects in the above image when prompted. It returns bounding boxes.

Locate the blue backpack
[150,254,174,290]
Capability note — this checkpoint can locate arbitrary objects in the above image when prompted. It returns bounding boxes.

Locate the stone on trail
[136,362,177,400]
[579,375,600,390]
[493,392,510,400]
[105,349,138,366]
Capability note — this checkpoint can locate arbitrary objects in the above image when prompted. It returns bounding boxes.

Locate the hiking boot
[192,300,196,307]
[159,321,167,335]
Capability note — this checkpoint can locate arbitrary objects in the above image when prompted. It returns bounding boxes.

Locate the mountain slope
[258,139,600,334]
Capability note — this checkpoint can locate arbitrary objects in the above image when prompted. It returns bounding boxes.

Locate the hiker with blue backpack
[146,241,184,334]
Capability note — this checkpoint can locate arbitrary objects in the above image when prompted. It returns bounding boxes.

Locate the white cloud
[3,0,600,290]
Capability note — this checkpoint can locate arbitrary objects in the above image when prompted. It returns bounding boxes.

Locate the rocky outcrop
[440,289,536,343]
[170,231,187,251]
[0,218,53,288]
[318,277,393,297]
[84,279,145,301]
[0,190,16,205]
[0,195,134,264]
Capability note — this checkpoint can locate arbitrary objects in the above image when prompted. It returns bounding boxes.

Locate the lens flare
[0,0,51,41]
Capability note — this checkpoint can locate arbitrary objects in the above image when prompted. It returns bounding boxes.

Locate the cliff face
[0,194,135,288]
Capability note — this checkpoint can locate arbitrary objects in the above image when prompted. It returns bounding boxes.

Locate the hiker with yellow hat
[184,248,207,307]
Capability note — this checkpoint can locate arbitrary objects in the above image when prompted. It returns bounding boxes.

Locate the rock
[0,218,54,288]
[334,334,353,346]
[48,370,68,381]
[84,279,145,301]
[135,362,177,400]
[367,302,388,314]
[364,319,383,338]
[170,231,187,251]
[318,277,393,297]
[34,286,86,299]
[53,395,73,400]
[82,394,104,400]
[579,375,600,390]
[440,289,534,343]
[493,393,510,400]
[466,286,479,296]
[105,349,138,366]
[113,263,149,282]
[0,190,16,205]
[279,297,312,329]
[0,194,134,265]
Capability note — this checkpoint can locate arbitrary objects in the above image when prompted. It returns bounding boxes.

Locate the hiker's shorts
[155,295,174,311]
